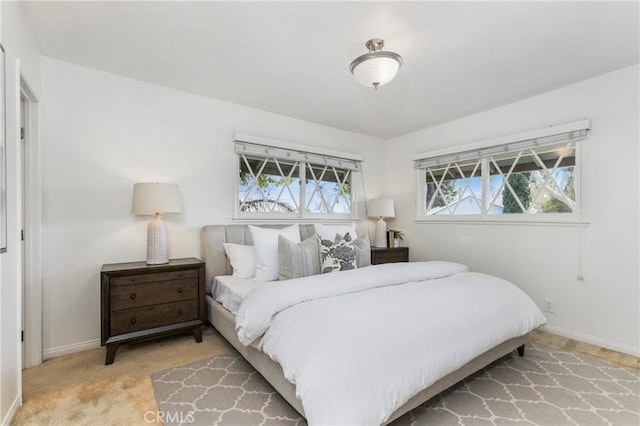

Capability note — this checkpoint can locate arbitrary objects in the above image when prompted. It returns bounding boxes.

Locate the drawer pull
[128,277,137,283]
[130,318,137,324]
[130,293,137,300]
[178,309,184,315]
[177,288,183,293]
[176,272,184,277]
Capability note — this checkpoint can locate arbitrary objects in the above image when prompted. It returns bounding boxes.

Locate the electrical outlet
[543,299,555,313]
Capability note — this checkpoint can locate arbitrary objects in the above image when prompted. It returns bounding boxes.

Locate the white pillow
[223,243,256,279]
[314,223,357,241]
[249,224,300,282]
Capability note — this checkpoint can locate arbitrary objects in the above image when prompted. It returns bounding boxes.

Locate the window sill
[232,217,360,224]
[415,216,589,227]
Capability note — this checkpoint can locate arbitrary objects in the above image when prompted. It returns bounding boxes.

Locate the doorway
[20,94,25,366]
[20,78,42,369]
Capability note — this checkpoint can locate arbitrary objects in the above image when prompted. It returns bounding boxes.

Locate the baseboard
[40,327,639,360]
[43,338,101,360]
[1,394,21,426]
[541,325,639,357]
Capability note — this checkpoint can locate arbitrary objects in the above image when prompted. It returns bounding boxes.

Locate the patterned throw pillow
[336,232,371,268]
[319,233,357,274]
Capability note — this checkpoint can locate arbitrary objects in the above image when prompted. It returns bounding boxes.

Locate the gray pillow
[338,232,371,268]
[278,235,321,280]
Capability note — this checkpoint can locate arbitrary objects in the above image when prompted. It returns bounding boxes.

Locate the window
[415,121,589,222]
[235,137,362,220]
[239,156,301,213]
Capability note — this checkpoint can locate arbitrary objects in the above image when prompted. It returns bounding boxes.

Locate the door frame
[20,76,42,368]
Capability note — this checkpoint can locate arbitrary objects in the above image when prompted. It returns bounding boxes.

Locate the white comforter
[235,261,546,425]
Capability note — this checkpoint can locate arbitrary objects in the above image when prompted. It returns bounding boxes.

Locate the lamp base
[147,215,169,265]
[374,217,387,248]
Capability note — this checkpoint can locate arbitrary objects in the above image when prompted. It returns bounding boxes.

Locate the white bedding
[211,275,260,315]
[235,261,546,425]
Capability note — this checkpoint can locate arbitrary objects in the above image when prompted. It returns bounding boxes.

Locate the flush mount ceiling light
[349,38,403,89]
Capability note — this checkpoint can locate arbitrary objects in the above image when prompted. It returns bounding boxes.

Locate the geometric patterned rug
[151,342,639,425]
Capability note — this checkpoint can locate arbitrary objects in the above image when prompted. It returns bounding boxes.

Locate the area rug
[151,342,639,425]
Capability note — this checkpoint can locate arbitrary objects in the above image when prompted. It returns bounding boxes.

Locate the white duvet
[235,261,546,425]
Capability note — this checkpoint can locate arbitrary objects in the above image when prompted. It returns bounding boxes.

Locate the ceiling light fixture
[349,38,403,90]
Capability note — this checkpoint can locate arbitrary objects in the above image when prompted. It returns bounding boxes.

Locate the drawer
[111,269,198,286]
[110,279,198,311]
[110,300,198,336]
[374,253,408,264]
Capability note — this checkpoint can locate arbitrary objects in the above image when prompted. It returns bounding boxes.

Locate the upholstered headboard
[200,223,370,293]
[200,224,317,293]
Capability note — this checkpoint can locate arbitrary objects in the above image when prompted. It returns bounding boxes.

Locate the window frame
[233,134,363,222]
[414,120,590,226]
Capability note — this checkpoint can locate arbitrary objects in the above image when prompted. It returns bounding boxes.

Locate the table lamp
[367,198,395,248]
[131,183,183,264]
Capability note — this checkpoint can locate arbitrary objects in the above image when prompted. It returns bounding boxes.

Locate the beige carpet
[14,327,232,425]
[13,328,639,426]
[151,342,640,425]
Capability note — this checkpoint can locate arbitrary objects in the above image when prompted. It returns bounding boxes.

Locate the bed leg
[517,344,525,357]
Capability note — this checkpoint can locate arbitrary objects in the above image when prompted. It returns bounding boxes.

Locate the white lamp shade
[352,56,401,88]
[131,183,183,215]
[367,198,395,219]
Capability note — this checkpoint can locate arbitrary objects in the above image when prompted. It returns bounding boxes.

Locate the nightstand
[100,257,206,365]
[371,247,409,265]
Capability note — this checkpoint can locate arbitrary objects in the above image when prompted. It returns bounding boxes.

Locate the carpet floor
[14,328,639,425]
[151,342,640,426]
[14,327,232,425]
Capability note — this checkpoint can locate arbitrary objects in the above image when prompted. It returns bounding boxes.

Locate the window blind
[234,141,362,171]
[414,129,588,170]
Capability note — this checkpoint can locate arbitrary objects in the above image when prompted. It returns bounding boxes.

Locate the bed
[201,224,546,425]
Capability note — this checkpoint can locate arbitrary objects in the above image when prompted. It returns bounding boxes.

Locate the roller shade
[415,129,587,170]
[235,141,362,171]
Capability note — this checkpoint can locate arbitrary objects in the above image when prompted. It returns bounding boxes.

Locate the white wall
[1,2,42,424]
[385,65,639,355]
[40,57,385,356]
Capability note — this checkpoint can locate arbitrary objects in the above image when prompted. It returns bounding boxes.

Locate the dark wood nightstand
[100,257,206,365]
[371,247,409,265]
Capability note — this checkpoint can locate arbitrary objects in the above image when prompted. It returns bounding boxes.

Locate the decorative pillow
[222,243,256,279]
[338,232,371,268]
[314,223,357,241]
[278,235,321,280]
[319,234,357,274]
[249,224,300,282]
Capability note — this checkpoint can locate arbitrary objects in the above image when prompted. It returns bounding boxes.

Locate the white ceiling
[21,1,639,140]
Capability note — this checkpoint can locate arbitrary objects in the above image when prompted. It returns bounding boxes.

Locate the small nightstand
[100,257,206,365]
[371,247,409,265]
